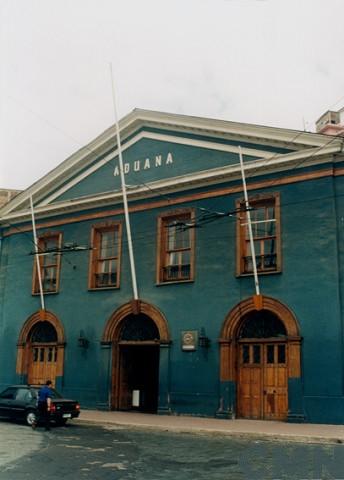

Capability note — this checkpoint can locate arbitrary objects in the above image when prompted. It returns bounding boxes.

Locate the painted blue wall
[1,144,344,423]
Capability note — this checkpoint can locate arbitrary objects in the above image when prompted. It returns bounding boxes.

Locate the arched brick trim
[17,310,65,345]
[219,295,301,381]
[102,300,170,343]
[16,310,65,377]
[103,301,171,410]
[220,295,300,340]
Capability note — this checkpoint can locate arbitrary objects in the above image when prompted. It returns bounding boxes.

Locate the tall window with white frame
[32,232,62,294]
[157,209,195,283]
[237,193,281,276]
[89,222,122,289]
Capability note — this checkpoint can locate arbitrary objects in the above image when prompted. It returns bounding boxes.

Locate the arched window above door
[29,321,58,343]
[220,296,301,384]
[239,310,287,339]
[120,314,160,341]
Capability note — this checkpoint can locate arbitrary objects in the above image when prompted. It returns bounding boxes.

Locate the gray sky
[1,0,343,190]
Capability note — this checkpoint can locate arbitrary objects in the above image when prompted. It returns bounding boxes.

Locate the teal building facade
[1,110,344,423]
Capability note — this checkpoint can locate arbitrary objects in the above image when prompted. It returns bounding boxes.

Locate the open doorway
[119,345,159,412]
[114,313,161,413]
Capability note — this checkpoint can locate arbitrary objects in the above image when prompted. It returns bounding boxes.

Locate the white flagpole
[238,146,260,296]
[30,195,45,310]
[109,64,139,300]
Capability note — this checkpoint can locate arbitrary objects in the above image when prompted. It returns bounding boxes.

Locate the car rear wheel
[26,410,37,427]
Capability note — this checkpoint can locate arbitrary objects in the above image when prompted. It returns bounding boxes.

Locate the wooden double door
[27,344,57,386]
[237,341,288,420]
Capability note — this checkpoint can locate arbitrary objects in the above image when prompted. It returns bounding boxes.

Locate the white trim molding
[1,109,342,219]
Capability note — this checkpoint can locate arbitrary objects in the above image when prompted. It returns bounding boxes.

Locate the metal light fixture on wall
[198,327,210,348]
[78,330,89,348]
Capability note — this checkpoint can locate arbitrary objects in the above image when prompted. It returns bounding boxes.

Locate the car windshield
[31,388,63,399]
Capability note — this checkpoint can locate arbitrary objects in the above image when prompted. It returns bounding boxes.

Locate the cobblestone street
[1,421,344,479]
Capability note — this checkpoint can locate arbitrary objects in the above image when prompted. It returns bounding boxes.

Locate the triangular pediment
[1,109,341,222]
[41,132,286,205]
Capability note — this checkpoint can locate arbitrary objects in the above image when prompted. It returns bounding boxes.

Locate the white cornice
[1,108,342,218]
[0,109,338,214]
[128,109,333,147]
[1,142,341,225]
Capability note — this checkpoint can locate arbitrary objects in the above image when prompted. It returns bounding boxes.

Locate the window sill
[156,279,194,286]
[88,286,120,291]
[236,269,282,278]
[32,291,59,296]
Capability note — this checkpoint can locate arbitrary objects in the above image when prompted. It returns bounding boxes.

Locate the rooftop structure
[315,108,344,136]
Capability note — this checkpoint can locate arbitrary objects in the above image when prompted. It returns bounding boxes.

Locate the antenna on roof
[302,117,306,132]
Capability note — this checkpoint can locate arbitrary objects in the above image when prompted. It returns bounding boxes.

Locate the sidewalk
[75,410,344,444]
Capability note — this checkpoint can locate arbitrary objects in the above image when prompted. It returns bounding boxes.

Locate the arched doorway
[219,296,301,421]
[27,321,58,385]
[102,301,170,413]
[16,311,65,386]
[237,310,288,420]
[118,314,160,412]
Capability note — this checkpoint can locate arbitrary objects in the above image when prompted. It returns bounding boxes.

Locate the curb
[74,418,344,445]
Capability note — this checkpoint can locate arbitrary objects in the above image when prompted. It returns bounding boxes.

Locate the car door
[0,387,18,418]
[11,388,32,420]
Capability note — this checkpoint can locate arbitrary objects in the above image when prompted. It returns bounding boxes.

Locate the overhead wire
[3,221,76,269]
[3,170,343,251]
[2,185,343,266]
[186,130,343,219]
[123,126,343,228]
[3,153,342,251]
[244,132,344,185]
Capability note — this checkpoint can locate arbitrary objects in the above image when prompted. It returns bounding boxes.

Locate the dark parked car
[0,385,80,426]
